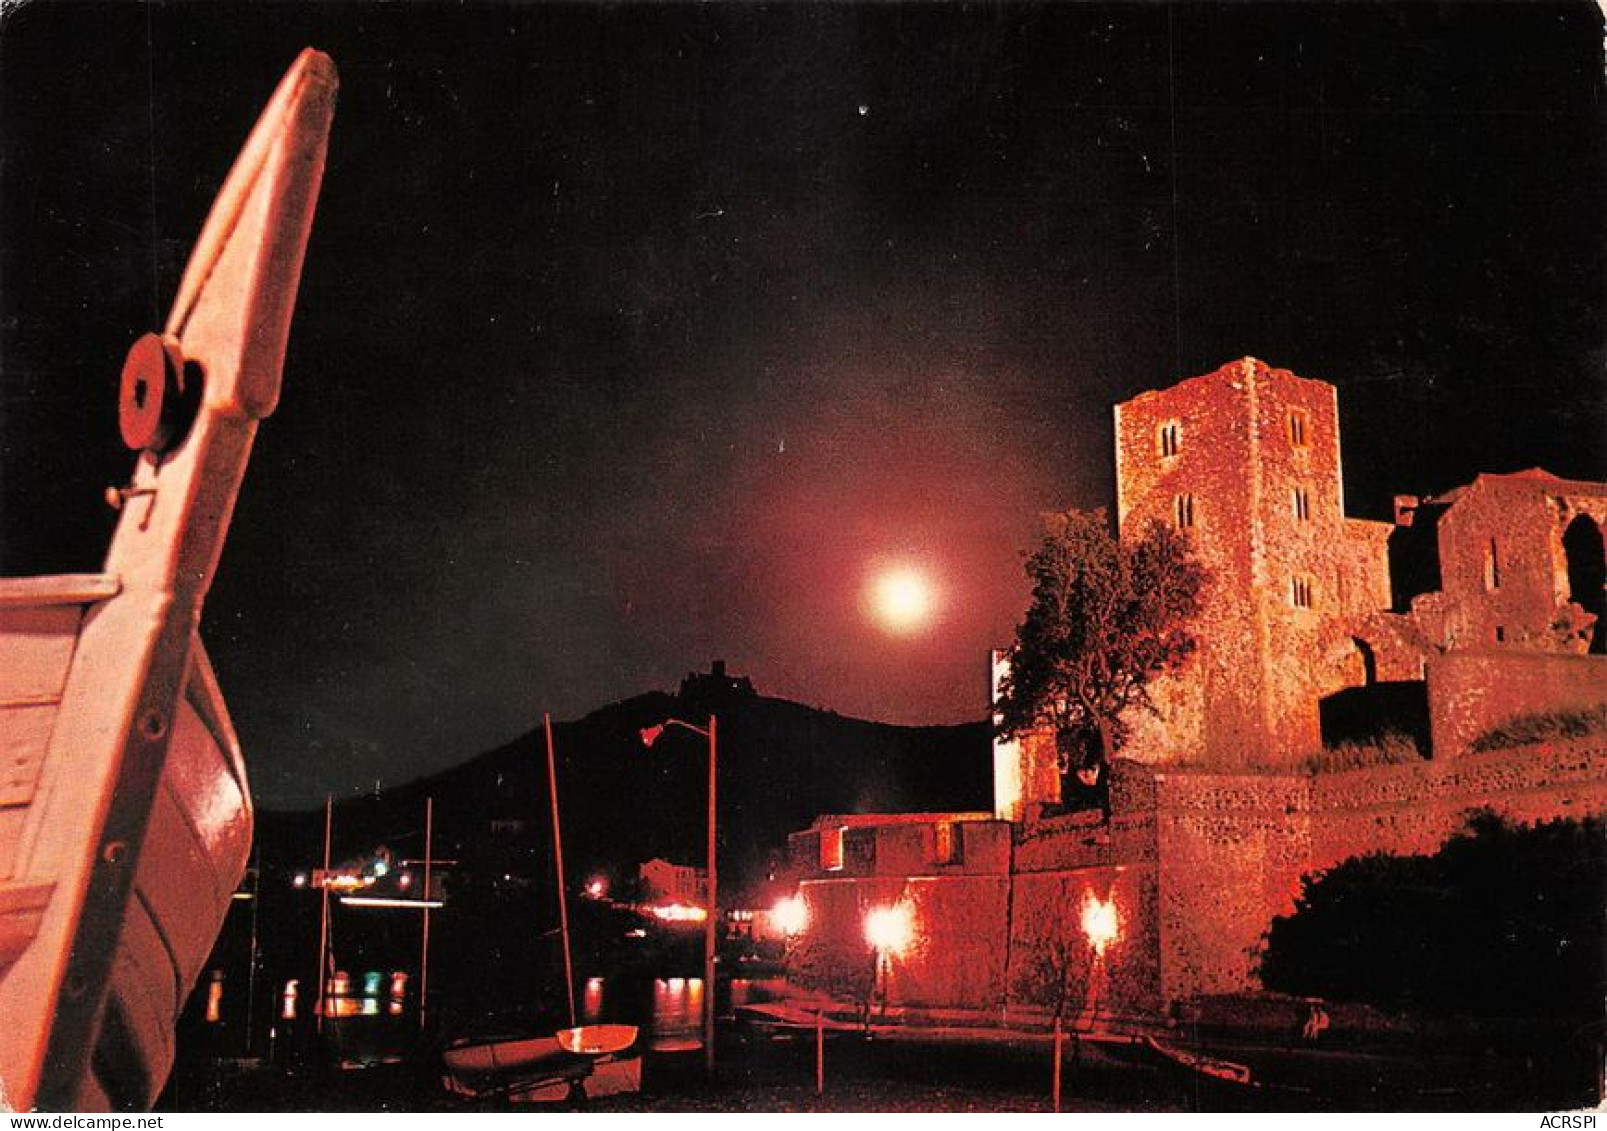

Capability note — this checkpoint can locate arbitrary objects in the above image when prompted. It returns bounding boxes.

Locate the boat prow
[0,50,336,1112]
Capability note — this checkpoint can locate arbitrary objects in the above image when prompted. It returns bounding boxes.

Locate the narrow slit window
[1174,493,1195,529]
[1158,421,1181,459]
[1291,576,1314,609]
[1486,538,1502,590]
[1289,410,1308,447]
[1293,487,1311,522]
[934,821,954,865]
[1495,625,1506,643]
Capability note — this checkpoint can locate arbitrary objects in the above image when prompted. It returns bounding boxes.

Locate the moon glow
[868,566,935,636]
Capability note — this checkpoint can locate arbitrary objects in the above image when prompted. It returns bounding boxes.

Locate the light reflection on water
[579,975,703,1050]
[216,973,759,1063]
[579,976,755,1052]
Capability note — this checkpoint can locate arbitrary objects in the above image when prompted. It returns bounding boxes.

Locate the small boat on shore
[441,1024,640,1103]
[0,50,336,1111]
[1140,1035,1254,1086]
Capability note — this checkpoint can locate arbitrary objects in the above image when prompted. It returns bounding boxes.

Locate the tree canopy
[994,509,1204,780]
[1259,812,1605,1023]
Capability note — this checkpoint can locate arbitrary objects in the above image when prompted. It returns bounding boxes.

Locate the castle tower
[1113,358,1389,768]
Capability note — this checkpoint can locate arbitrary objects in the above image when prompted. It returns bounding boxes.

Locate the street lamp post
[640,715,718,1076]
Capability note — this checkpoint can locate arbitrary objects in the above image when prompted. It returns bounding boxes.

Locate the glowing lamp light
[771,895,808,936]
[1081,893,1119,957]
[586,878,607,899]
[292,872,308,889]
[864,903,914,956]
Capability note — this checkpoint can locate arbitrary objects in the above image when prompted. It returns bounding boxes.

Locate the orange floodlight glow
[1081,893,1118,956]
[771,895,808,936]
[864,903,913,956]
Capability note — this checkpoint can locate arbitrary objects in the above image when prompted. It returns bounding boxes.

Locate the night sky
[3,3,1601,806]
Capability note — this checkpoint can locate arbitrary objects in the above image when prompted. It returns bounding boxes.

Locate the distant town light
[1081,893,1118,956]
[586,877,607,899]
[205,970,224,1023]
[864,903,913,956]
[292,872,308,889]
[339,895,445,909]
[650,902,708,923]
[315,870,371,892]
[771,894,808,936]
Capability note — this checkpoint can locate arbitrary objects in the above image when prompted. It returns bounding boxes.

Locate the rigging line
[144,3,161,326]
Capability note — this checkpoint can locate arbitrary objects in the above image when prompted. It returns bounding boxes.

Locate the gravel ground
[587,1079,1152,1113]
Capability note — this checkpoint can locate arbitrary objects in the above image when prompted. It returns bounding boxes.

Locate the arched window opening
[1563,514,1606,654]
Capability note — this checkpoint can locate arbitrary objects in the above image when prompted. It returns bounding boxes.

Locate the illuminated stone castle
[998,357,1606,816]
[789,358,1607,1024]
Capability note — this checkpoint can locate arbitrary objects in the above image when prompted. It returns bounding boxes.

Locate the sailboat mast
[244,847,260,1055]
[420,795,434,1032]
[316,795,332,1033]
[545,713,576,1028]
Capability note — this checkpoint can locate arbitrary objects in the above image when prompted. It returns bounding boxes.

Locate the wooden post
[704,714,718,1077]
[420,796,434,1032]
[315,795,331,1033]
[1053,1016,1064,1113]
[545,713,576,1027]
[815,1008,825,1097]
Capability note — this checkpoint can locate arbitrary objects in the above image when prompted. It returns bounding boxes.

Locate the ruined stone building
[787,358,1607,1025]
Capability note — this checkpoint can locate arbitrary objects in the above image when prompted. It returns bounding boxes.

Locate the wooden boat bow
[0,50,336,1112]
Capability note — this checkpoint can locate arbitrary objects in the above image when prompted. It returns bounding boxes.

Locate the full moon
[867,566,935,636]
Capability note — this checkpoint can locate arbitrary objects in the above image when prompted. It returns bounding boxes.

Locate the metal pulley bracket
[118,332,200,454]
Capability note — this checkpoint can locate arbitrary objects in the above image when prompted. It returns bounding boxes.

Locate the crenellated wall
[787,741,1607,1024]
